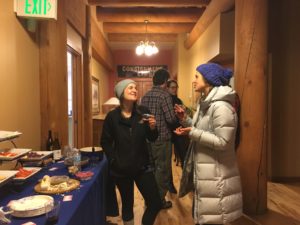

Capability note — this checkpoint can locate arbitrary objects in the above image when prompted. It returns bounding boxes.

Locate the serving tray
[34,178,80,194]
[0,148,32,161]
[9,195,53,218]
[0,170,18,187]
[19,151,53,162]
[13,167,42,182]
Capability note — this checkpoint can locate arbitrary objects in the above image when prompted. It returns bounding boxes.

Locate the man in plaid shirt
[141,69,177,209]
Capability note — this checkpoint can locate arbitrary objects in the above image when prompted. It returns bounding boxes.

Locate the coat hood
[200,86,236,110]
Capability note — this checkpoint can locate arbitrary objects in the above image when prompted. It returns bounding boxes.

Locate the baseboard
[270,176,300,183]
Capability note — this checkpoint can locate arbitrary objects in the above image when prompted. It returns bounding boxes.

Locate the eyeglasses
[169,86,178,89]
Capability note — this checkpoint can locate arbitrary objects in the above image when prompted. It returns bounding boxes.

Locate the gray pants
[150,140,172,200]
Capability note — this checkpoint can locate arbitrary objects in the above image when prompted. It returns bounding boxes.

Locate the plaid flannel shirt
[141,86,177,141]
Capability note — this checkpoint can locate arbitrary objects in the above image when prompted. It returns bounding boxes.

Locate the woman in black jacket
[101,79,162,225]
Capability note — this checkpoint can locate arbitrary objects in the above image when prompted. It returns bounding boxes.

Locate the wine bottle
[46,130,53,151]
[53,132,61,150]
[52,132,62,160]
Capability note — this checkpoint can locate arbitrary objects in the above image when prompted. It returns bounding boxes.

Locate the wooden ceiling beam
[96,7,204,23]
[103,22,194,33]
[91,18,114,71]
[184,0,234,49]
[107,33,177,42]
[88,0,210,7]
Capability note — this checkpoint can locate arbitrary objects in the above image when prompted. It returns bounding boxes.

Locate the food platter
[75,171,94,181]
[0,148,32,161]
[80,146,102,152]
[0,130,22,142]
[9,195,53,218]
[34,178,80,194]
[13,167,42,182]
[0,170,18,187]
[19,151,53,162]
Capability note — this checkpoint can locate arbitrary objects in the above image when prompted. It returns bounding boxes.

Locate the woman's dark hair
[119,95,138,112]
[153,69,170,85]
[166,80,178,88]
[234,94,241,150]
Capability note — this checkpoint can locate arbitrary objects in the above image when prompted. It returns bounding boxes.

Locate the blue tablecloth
[0,157,108,225]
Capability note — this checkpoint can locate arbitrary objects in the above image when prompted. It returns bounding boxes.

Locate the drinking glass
[45,200,60,225]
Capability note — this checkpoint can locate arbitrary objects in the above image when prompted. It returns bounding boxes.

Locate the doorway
[67,46,83,148]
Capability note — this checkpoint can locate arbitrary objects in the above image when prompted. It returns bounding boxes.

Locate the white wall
[177,13,229,107]
[91,58,110,116]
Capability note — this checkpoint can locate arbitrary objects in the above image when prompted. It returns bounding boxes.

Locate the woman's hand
[144,114,156,130]
[174,104,186,121]
[174,126,192,136]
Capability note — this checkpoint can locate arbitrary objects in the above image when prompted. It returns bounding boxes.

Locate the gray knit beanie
[114,79,136,99]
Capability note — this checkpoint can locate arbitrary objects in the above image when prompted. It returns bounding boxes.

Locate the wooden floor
[106,159,300,225]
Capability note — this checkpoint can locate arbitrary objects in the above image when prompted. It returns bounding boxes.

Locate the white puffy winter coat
[182,86,243,225]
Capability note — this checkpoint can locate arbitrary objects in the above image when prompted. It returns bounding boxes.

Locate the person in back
[166,80,190,169]
[174,63,243,225]
[141,69,178,209]
[101,79,162,225]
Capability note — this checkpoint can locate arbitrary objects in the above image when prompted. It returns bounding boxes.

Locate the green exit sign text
[15,0,57,20]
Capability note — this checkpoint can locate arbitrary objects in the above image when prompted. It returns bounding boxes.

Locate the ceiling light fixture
[135,20,159,56]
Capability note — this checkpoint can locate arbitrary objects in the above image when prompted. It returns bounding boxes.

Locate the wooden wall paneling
[82,6,93,147]
[93,118,104,147]
[39,0,68,148]
[235,0,268,214]
[91,18,114,71]
[66,0,87,38]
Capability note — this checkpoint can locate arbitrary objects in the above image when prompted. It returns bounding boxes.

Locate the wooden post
[234,0,268,214]
[39,0,68,148]
[82,5,93,147]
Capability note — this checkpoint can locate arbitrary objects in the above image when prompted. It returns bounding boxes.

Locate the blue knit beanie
[196,63,233,86]
[114,79,136,99]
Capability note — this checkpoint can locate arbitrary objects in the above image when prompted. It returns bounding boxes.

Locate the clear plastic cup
[45,200,60,225]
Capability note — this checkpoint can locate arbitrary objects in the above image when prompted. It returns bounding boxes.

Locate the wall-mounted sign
[117,65,168,78]
[14,0,57,20]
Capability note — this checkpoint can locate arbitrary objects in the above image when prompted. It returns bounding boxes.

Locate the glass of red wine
[45,200,61,225]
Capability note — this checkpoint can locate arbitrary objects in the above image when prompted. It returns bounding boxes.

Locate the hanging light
[135,20,159,56]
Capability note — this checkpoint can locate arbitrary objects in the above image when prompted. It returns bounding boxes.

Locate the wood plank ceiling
[87,0,211,49]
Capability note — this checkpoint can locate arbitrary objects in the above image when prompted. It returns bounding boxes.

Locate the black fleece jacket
[101,105,158,177]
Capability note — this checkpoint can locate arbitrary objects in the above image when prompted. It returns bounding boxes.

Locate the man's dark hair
[153,69,170,85]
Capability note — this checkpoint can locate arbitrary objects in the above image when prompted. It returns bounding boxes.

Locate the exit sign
[15,0,57,20]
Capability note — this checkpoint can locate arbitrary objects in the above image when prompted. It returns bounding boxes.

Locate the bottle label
[53,149,61,160]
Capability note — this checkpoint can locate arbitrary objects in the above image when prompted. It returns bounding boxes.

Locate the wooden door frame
[67,46,84,148]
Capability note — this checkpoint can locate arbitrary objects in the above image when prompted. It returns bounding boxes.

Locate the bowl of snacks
[75,171,94,181]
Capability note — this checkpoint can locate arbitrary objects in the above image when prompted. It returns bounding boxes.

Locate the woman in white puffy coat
[175,63,243,225]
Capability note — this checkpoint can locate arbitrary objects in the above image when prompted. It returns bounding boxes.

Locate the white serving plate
[9,195,54,218]
[13,167,42,182]
[80,146,102,152]
[0,170,18,187]
[0,130,22,142]
[0,148,32,161]
[19,151,53,162]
